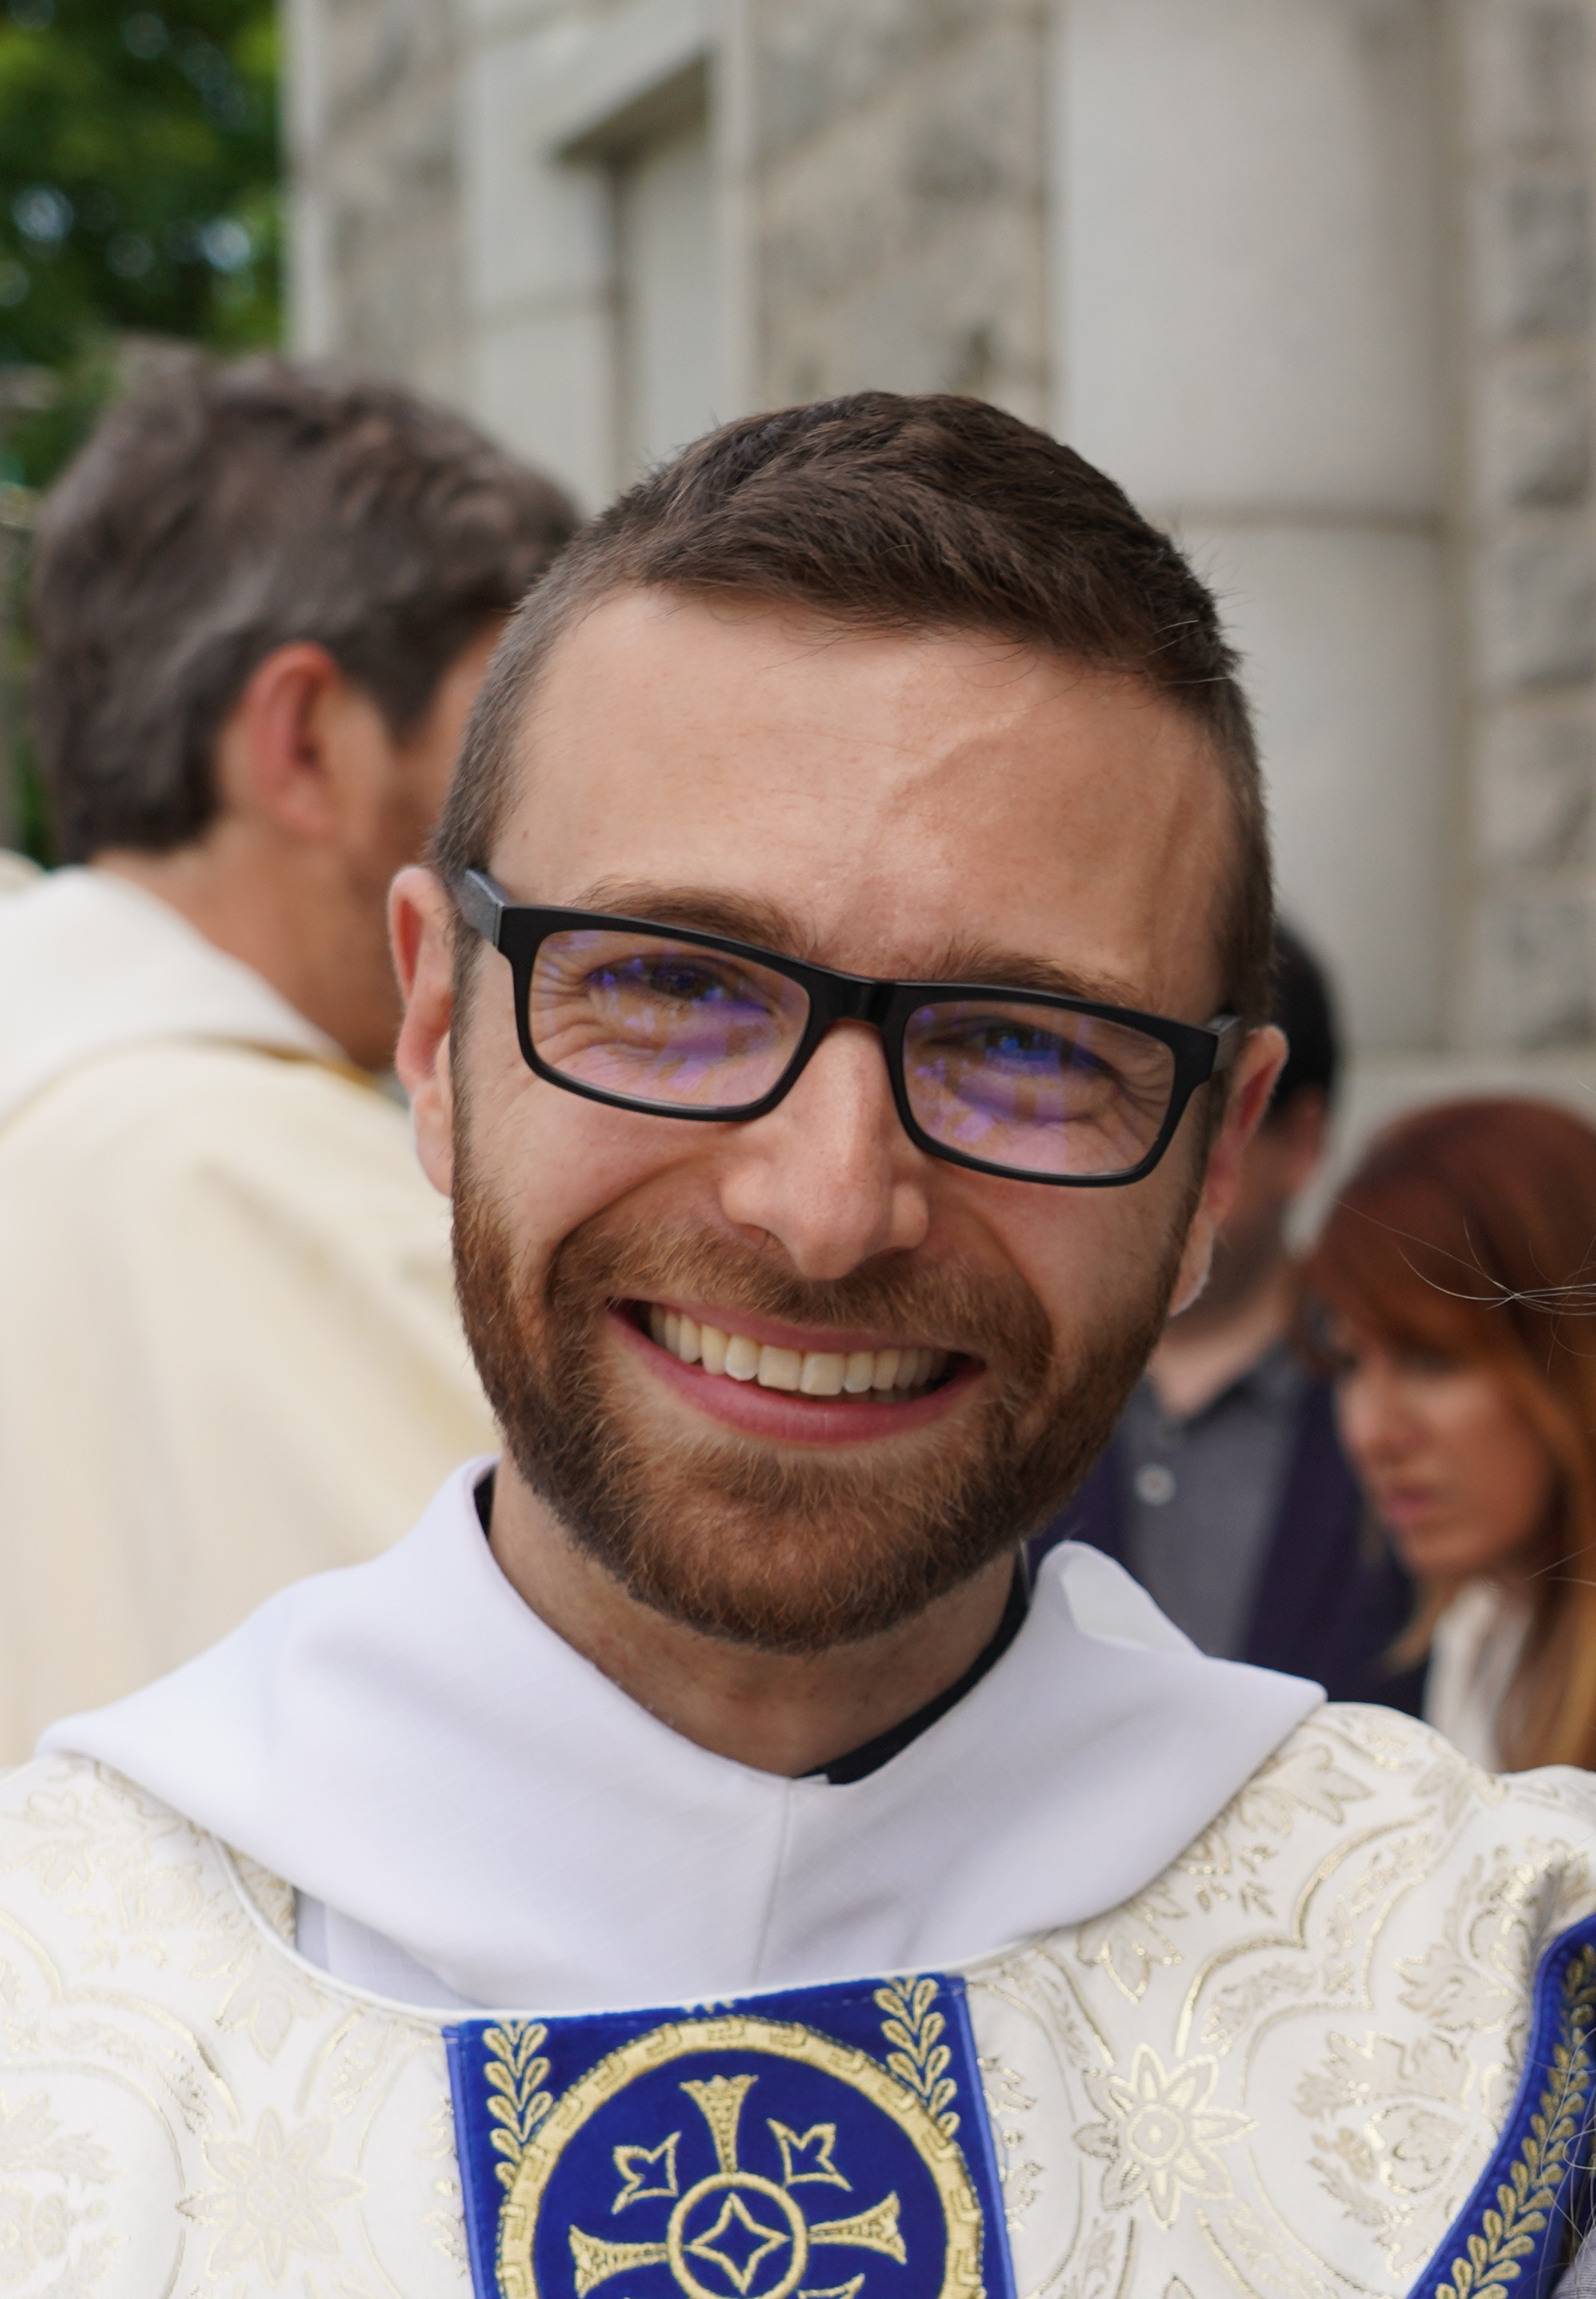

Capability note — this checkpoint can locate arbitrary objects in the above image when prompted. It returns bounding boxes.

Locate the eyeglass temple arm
[1208,1015,1244,1076]
[453,867,506,949]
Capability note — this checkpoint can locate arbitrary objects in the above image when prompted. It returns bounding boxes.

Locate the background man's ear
[213,643,352,842]
[391,865,457,1197]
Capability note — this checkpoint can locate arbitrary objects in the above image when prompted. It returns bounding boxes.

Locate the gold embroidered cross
[569,2071,905,2299]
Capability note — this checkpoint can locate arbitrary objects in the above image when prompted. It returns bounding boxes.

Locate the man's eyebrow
[924,943,1152,1009]
[565,883,1154,1010]
[568,882,810,954]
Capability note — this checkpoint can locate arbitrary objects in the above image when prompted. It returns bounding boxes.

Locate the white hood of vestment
[46,1463,1324,2014]
[0,864,338,1124]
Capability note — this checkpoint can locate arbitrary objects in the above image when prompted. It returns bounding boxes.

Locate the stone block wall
[284,0,468,406]
[749,0,1048,424]
[1462,0,1596,1048]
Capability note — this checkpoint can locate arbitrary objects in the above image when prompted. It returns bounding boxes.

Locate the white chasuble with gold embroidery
[8,1468,1596,2297]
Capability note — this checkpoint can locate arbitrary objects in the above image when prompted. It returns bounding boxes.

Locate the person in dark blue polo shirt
[1030,924,1421,1709]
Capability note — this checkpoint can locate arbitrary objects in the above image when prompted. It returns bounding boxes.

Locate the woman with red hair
[1303,1096,1596,1771]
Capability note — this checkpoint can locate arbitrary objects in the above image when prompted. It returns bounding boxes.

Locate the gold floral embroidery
[421,2096,471,2268]
[1075,1882,1185,2001]
[1054,2220,1121,2298]
[0,2087,118,2290]
[1297,2024,1476,2255]
[976,2056,1042,2229]
[1233,1735,1372,1833]
[1398,1851,1546,2039]
[874,1976,958,2138]
[180,2107,361,2278]
[189,1896,328,2064]
[1074,2046,1252,2229]
[1200,1961,1312,2053]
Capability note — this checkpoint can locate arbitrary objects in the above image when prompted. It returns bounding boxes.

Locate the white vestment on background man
[0,867,492,1760]
[4,1465,1595,2298]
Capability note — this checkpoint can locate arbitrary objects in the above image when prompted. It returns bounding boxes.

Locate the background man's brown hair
[31,354,579,863]
[436,390,1274,1026]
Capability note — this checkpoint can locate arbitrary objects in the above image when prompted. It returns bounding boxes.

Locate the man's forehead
[496,589,1233,1009]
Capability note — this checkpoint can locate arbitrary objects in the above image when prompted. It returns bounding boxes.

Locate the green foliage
[0,0,280,854]
[0,0,280,487]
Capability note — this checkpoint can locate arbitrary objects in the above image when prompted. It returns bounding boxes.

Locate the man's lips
[610,1301,981,1446]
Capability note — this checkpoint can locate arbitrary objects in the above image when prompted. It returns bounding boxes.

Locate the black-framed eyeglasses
[452,869,1241,1188]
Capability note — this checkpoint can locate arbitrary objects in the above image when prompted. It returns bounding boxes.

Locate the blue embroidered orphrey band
[447,1973,1013,2299]
[1408,1920,1596,2299]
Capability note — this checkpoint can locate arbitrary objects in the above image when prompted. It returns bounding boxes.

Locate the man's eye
[602,957,744,1005]
[964,1022,1113,1078]
[982,1025,1065,1060]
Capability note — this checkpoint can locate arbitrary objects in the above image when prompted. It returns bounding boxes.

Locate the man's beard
[453,1148,1188,1653]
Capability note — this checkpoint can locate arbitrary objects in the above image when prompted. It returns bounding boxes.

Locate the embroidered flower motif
[1074,2047,1252,2229]
[181,2109,360,2280]
[1075,1882,1185,2000]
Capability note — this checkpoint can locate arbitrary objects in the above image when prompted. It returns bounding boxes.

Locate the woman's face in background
[1331,1323,1559,1584]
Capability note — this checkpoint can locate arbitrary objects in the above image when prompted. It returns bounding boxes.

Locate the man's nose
[715,1022,933,1279]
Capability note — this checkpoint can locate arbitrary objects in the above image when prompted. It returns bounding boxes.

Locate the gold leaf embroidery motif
[486,2021,553,2192]
[873,1977,959,2139]
[1429,1942,1596,2299]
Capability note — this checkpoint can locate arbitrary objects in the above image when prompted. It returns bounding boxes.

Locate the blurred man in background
[0,356,576,1762]
[1030,924,1419,1705]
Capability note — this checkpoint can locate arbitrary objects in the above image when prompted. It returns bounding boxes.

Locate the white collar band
[44,1462,1323,2012]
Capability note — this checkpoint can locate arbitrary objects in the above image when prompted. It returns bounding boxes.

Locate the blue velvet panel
[1409,1914,1596,2298]
[447,1973,1014,2299]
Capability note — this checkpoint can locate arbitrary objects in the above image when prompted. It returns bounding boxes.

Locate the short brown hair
[436,391,1274,1024]
[32,354,579,862]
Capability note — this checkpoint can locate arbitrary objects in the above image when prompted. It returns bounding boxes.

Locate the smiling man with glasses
[10,394,1596,2298]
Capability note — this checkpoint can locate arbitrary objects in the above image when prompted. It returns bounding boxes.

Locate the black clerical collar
[813,1563,1030,1783]
[473,1469,1032,1786]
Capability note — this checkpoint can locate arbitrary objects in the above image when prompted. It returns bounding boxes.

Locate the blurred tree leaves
[0,0,279,488]
[0,0,278,852]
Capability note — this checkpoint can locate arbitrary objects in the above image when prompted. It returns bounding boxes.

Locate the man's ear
[213,642,352,841]
[391,865,456,1197]
[1166,1023,1288,1316]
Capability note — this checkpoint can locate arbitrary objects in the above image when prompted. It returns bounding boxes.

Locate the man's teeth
[646,1306,950,1397]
